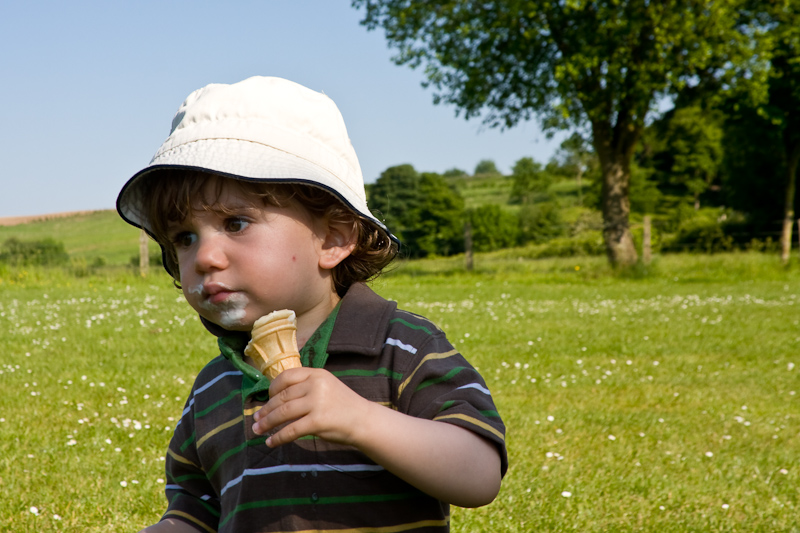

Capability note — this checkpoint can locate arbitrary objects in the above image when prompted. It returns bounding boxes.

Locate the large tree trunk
[780,135,799,265]
[593,123,639,267]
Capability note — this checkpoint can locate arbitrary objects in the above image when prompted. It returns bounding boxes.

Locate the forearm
[138,518,200,533]
[353,401,502,508]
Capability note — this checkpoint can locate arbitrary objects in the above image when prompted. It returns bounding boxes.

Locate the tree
[473,159,501,176]
[718,2,800,262]
[640,104,724,209]
[519,202,565,244]
[509,157,552,204]
[755,1,800,264]
[367,163,421,246]
[0,237,69,266]
[412,172,466,257]
[664,106,724,209]
[549,133,597,206]
[354,0,769,266]
[467,205,519,252]
[367,164,465,257]
[443,167,468,178]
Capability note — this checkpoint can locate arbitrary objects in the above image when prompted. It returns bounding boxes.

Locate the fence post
[642,215,652,266]
[139,229,149,277]
[464,220,474,271]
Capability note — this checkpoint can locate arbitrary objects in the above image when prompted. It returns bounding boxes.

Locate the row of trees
[367,163,577,258]
[353,0,800,267]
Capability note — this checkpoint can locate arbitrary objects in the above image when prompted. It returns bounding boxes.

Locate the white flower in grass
[722,504,730,510]
[120,480,128,487]
[561,491,572,498]
[705,451,714,458]
[608,435,616,441]
[29,507,39,516]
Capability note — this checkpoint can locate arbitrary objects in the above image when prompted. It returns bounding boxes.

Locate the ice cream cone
[244,309,302,379]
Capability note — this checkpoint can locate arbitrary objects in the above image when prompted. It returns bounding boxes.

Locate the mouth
[191,282,250,329]
[191,282,238,305]
[207,288,236,305]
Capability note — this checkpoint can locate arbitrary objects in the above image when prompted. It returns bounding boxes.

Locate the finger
[252,393,310,436]
[266,416,316,448]
[254,375,311,424]
[267,367,310,398]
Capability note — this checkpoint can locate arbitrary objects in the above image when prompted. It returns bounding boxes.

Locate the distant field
[0,210,161,267]
[0,254,798,531]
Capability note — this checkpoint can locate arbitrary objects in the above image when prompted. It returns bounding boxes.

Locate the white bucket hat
[117,76,395,241]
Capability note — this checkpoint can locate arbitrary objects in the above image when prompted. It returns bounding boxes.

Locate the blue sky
[0,1,563,218]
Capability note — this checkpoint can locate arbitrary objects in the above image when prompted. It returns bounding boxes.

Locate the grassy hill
[445,173,515,210]
[0,210,161,267]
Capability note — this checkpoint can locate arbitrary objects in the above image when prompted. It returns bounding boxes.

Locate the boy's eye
[172,232,197,248]
[225,218,249,233]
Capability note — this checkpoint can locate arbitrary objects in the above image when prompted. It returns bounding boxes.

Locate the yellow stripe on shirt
[397,349,459,399]
[167,448,200,469]
[164,510,217,533]
[196,415,243,449]
[434,413,505,442]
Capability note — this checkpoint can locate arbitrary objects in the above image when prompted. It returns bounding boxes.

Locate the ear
[318,217,357,270]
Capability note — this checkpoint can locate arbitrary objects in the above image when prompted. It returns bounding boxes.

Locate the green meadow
[0,214,798,531]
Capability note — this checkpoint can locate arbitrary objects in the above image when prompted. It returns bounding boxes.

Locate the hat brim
[117,138,396,242]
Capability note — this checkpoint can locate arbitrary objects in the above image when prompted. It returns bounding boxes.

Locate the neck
[295,291,341,349]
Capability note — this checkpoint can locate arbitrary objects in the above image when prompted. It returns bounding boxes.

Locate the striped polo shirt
[161,282,507,532]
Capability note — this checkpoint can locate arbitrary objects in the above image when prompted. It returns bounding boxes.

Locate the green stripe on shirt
[205,437,266,478]
[195,389,240,418]
[389,317,433,335]
[219,492,421,528]
[332,367,403,381]
[415,366,473,392]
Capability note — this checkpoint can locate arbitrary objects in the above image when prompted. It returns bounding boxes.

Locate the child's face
[168,180,337,331]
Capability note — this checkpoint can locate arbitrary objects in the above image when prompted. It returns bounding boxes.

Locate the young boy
[116,76,507,533]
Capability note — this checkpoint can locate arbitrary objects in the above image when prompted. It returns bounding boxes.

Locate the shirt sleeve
[390,312,508,477]
[162,388,221,532]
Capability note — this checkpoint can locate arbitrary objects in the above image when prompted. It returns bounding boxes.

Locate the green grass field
[0,251,798,531]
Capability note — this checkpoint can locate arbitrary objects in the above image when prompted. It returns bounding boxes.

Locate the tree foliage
[467,205,519,252]
[353,0,770,266]
[473,159,501,176]
[367,163,421,245]
[0,238,69,266]
[640,104,724,208]
[509,157,552,204]
[367,164,465,258]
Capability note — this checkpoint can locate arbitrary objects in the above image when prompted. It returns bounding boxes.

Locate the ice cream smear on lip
[188,283,250,329]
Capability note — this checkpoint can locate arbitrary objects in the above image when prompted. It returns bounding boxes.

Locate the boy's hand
[252,367,502,508]
[252,368,370,447]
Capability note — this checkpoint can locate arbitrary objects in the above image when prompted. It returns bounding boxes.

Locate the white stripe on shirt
[176,370,243,428]
[220,464,385,496]
[456,383,492,396]
[384,337,418,354]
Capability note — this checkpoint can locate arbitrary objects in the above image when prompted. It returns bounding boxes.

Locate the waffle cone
[244,309,302,380]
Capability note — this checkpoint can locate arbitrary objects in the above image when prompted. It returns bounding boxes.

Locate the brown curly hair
[142,170,398,295]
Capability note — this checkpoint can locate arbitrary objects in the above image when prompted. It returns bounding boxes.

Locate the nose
[193,233,229,273]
